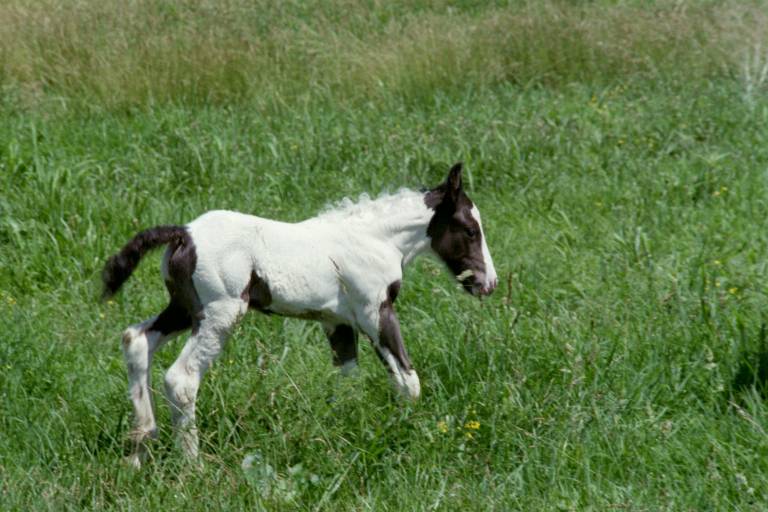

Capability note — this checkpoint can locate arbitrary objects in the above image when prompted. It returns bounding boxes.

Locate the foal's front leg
[375,301,421,399]
[360,282,420,399]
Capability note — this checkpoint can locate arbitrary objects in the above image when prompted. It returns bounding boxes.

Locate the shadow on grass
[731,323,768,399]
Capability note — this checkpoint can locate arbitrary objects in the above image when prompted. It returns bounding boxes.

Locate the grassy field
[3,0,768,509]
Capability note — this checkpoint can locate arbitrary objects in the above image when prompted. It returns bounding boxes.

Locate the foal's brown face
[425,163,498,297]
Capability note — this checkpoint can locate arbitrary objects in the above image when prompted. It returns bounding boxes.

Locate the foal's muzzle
[479,277,498,296]
[462,272,497,297]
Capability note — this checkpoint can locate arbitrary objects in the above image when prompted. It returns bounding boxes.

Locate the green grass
[3,1,768,510]
[1,0,765,108]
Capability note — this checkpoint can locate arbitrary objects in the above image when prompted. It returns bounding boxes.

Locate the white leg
[163,299,244,461]
[121,317,179,468]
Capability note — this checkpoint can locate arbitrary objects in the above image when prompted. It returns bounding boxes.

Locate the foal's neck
[316,189,434,267]
[372,192,433,266]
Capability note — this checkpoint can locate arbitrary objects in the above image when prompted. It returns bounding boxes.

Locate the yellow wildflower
[464,420,480,430]
[437,421,448,434]
[728,287,738,295]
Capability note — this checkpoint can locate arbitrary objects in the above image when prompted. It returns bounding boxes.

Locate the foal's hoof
[397,370,421,401]
[123,453,143,470]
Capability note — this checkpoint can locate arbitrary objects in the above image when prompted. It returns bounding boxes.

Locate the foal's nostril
[484,278,498,296]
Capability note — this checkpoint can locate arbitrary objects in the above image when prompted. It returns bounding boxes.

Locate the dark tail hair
[102,225,188,300]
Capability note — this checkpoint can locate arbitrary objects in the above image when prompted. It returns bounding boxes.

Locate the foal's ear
[425,162,464,209]
[447,162,463,203]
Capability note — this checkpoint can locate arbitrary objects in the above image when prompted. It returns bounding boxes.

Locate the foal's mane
[316,188,424,223]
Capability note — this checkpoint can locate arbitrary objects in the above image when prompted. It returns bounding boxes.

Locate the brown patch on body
[386,280,401,303]
[242,271,273,311]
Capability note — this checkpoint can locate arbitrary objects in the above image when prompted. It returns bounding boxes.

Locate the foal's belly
[260,266,350,325]
[262,301,345,324]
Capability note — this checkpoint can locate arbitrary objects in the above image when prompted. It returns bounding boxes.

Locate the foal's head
[425,163,498,297]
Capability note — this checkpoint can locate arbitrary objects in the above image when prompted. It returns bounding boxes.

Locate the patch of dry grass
[0,0,766,108]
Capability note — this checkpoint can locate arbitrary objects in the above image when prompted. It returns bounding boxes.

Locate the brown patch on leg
[378,304,412,372]
[377,280,412,372]
[149,301,193,336]
[373,346,393,374]
[327,325,357,367]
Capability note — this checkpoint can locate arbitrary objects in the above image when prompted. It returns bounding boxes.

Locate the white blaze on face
[470,205,498,292]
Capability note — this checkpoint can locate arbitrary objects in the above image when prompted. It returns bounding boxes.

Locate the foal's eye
[466,227,478,238]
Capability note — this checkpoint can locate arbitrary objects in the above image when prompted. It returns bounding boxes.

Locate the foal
[103,163,497,467]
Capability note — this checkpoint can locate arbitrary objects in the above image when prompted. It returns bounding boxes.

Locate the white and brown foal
[103,163,497,467]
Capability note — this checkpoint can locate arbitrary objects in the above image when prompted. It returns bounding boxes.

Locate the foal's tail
[101,225,189,300]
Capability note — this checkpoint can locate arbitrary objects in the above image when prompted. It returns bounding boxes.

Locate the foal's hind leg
[324,324,358,375]
[163,298,245,460]
[122,303,190,468]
